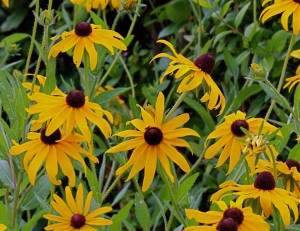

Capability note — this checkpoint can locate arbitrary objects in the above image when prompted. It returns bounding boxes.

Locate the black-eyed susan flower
[0,224,6,231]
[257,159,300,196]
[260,0,300,35]
[48,22,127,70]
[1,0,8,7]
[287,70,300,91]
[211,172,300,226]
[26,90,113,142]
[9,128,97,187]
[44,183,113,230]
[204,110,280,174]
[106,92,200,191]
[151,40,226,115]
[184,197,270,231]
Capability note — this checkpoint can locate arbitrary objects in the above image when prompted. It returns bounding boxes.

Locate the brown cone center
[144,127,163,145]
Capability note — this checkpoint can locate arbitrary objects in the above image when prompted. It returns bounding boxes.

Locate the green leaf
[21,210,46,231]
[231,84,262,111]
[62,4,72,30]
[0,201,10,225]
[109,200,133,231]
[90,11,107,28]
[213,31,233,47]
[158,23,184,39]
[288,143,300,161]
[124,35,134,47]
[43,58,57,94]
[234,2,250,28]
[224,48,239,80]
[0,33,29,48]
[135,192,151,231]
[193,0,211,8]
[0,160,13,188]
[93,87,130,107]
[176,173,199,201]
[128,95,140,118]
[86,167,102,204]
[294,81,300,119]
[165,0,192,23]
[221,1,233,17]
[286,225,300,230]
[271,30,289,53]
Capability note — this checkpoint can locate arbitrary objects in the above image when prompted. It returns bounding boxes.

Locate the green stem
[160,167,188,227]
[265,34,295,120]
[102,175,122,203]
[164,91,188,121]
[232,159,246,182]
[253,0,257,24]
[111,12,122,30]
[268,146,278,185]
[119,56,135,97]
[84,53,90,96]
[102,160,117,194]
[12,171,24,228]
[48,0,53,10]
[47,184,55,225]
[23,0,40,79]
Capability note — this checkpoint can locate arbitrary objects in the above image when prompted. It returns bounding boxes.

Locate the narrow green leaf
[224,49,239,80]
[158,23,184,39]
[109,200,133,231]
[234,2,250,28]
[286,224,300,230]
[21,210,46,231]
[135,192,150,231]
[43,58,57,94]
[193,0,211,8]
[93,87,130,107]
[86,167,102,203]
[90,11,107,28]
[0,160,13,188]
[0,33,29,48]
[128,95,140,118]
[220,1,233,17]
[271,30,289,53]
[213,31,233,47]
[62,4,72,30]
[294,82,300,119]
[288,143,300,161]
[176,173,199,201]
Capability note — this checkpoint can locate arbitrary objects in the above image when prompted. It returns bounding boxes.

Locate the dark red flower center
[71,214,86,228]
[40,128,61,144]
[231,120,249,137]
[254,171,275,190]
[194,53,215,74]
[217,218,238,231]
[75,22,92,37]
[223,208,244,225]
[293,0,300,3]
[286,159,300,172]
[66,90,86,108]
[144,127,163,145]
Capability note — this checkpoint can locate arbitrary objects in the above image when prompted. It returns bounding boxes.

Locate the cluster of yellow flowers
[2,0,300,230]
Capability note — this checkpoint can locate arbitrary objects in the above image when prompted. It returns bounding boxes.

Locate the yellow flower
[49,22,127,70]
[70,0,121,11]
[257,159,300,196]
[44,183,113,230]
[185,197,269,231]
[9,128,97,187]
[106,92,200,191]
[211,172,300,226]
[1,0,8,7]
[151,39,226,115]
[204,110,280,174]
[0,224,7,231]
[284,64,300,91]
[26,90,113,142]
[260,0,300,35]
[121,0,138,10]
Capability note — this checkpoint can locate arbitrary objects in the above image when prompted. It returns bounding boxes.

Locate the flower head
[49,22,127,70]
[106,92,199,191]
[151,40,226,115]
[184,197,270,231]
[9,128,97,187]
[284,64,300,92]
[211,172,300,226]
[0,224,7,231]
[44,183,113,230]
[260,0,300,35]
[26,90,113,142]
[122,0,138,10]
[1,0,8,7]
[204,110,280,174]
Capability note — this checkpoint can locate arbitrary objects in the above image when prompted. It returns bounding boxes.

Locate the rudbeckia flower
[185,197,270,231]
[286,72,300,91]
[1,0,8,7]
[204,110,280,174]
[0,224,6,231]
[9,128,97,187]
[106,92,200,191]
[26,90,113,142]
[211,172,300,226]
[257,159,300,196]
[151,40,226,115]
[260,0,300,35]
[44,183,113,230]
[49,22,127,70]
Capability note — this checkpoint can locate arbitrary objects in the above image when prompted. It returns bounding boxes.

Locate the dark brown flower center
[254,171,275,190]
[40,128,61,144]
[75,22,92,37]
[66,90,86,108]
[231,120,249,137]
[144,127,163,145]
[223,208,244,225]
[71,214,86,228]
[293,0,300,3]
[286,159,300,172]
[194,53,215,74]
[217,218,238,231]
